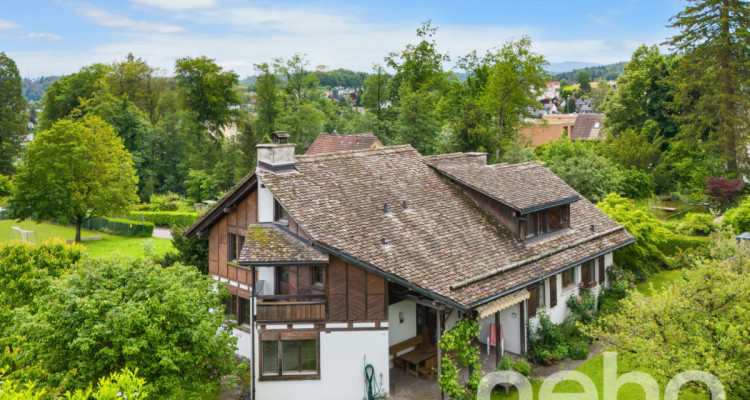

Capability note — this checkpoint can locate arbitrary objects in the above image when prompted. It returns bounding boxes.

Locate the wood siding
[256,302,326,322]
[460,184,519,235]
[327,255,387,322]
[208,190,258,289]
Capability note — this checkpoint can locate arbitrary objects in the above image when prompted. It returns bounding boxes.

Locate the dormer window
[523,204,571,242]
[526,210,549,239]
[274,199,288,224]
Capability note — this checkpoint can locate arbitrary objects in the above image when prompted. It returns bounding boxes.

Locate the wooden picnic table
[398,345,437,378]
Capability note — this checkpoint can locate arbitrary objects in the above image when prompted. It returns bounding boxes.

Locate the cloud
[130,0,217,11]
[0,19,20,30]
[75,3,185,33]
[23,32,63,41]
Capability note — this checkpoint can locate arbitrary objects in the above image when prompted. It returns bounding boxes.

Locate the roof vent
[272,131,290,144]
[402,200,408,210]
[383,202,391,216]
[590,224,595,233]
[381,237,390,248]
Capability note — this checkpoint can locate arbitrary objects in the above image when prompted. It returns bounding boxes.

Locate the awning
[476,289,530,319]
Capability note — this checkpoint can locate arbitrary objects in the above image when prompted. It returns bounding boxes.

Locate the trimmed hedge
[662,234,709,256]
[83,217,154,238]
[127,211,200,228]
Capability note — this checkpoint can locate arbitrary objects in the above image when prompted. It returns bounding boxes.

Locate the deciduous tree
[0,52,27,175]
[10,117,138,241]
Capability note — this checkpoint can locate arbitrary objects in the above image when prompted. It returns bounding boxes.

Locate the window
[228,233,243,262]
[262,339,318,378]
[526,210,549,239]
[563,268,575,288]
[311,266,324,286]
[239,297,251,326]
[581,261,595,286]
[528,281,545,318]
[274,200,288,223]
[276,267,290,295]
[549,275,558,308]
[223,294,238,320]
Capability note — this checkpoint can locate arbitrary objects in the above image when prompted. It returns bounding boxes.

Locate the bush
[618,168,654,200]
[136,193,195,212]
[723,201,750,234]
[127,211,200,229]
[597,265,636,315]
[496,354,513,371]
[566,285,596,325]
[661,234,709,257]
[512,360,531,377]
[527,312,568,365]
[568,340,589,360]
[675,212,716,236]
[83,217,154,237]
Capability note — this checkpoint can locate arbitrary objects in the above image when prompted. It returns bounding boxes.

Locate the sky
[0,0,686,78]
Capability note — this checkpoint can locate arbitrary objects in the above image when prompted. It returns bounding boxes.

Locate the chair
[418,356,438,382]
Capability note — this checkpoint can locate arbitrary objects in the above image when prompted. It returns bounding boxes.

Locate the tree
[0,367,148,400]
[395,87,440,154]
[273,54,321,101]
[605,126,661,171]
[10,117,138,241]
[106,53,168,125]
[546,151,622,203]
[40,64,109,129]
[575,70,591,92]
[361,65,391,121]
[15,256,240,397]
[593,232,750,399]
[0,52,27,175]
[174,56,239,136]
[385,21,450,96]
[253,63,279,138]
[667,0,750,175]
[589,78,610,112]
[478,37,549,159]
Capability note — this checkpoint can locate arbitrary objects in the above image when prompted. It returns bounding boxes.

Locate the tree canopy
[0,52,27,175]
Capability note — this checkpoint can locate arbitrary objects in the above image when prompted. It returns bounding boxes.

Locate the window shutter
[549,275,557,308]
[528,286,538,317]
[598,256,606,284]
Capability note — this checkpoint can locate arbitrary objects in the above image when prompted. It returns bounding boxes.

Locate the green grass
[635,269,683,297]
[490,353,707,399]
[0,220,174,258]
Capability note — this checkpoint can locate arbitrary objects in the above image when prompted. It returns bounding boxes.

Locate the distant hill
[22,76,60,102]
[554,61,627,82]
[546,61,601,73]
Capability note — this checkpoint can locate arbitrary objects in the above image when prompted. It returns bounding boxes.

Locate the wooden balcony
[256,295,327,322]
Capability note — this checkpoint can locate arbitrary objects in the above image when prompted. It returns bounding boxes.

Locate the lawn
[635,269,683,297]
[0,220,175,258]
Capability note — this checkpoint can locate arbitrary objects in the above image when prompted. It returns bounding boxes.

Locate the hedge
[127,211,200,228]
[83,217,154,238]
[662,234,709,256]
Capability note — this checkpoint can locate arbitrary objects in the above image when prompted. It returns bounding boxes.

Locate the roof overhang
[184,172,257,238]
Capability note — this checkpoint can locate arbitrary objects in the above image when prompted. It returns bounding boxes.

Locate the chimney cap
[272,131,290,143]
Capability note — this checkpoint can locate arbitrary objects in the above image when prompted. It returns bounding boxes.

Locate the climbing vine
[437,318,483,400]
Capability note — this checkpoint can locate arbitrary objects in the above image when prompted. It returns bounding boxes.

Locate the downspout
[251,265,257,400]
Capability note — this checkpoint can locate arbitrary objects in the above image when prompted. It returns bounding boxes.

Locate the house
[184,133,634,400]
[305,132,382,155]
[570,114,605,141]
[575,98,592,114]
[518,114,578,147]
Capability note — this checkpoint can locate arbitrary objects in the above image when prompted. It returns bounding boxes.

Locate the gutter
[312,241,468,312]
[451,225,628,291]
[466,236,636,309]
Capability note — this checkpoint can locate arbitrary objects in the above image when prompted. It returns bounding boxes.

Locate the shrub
[566,285,596,325]
[723,201,750,234]
[512,360,531,377]
[661,234,710,257]
[127,211,200,228]
[83,217,154,237]
[597,265,636,315]
[496,354,513,371]
[618,167,654,200]
[675,212,716,236]
[527,312,568,365]
[706,177,744,207]
[568,340,589,361]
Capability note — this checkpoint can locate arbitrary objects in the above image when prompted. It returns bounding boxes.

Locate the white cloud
[23,32,63,41]
[75,4,185,33]
[130,0,217,11]
[0,19,20,30]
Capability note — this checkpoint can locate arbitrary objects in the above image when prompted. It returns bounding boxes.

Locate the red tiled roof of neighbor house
[257,146,634,308]
[305,133,382,155]
[570,114,605,140]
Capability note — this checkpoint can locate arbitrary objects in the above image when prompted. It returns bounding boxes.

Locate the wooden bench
[418,356,437,382]
[389,334,424,370]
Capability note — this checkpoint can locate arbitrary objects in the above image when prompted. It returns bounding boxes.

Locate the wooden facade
[328,255,387,322]
[209,190,258,292]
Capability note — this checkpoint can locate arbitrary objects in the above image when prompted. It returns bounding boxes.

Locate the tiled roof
[258,146,633,308]
[427,160,580,214]
[305,133,382,155]
[238,224,328,265]
[570,114,604,140]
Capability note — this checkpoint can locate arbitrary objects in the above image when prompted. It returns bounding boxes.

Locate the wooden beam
[404,294,445,310]
[438,309,444,400]
[495,311,501,364]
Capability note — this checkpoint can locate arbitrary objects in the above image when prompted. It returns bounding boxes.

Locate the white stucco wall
[234,328,253,359]
[444,309,460,331]
[388,301,417,347]
[477,303,523,355]
[257,179,275,223]
[256,266,275,296]
[255,330,390,400]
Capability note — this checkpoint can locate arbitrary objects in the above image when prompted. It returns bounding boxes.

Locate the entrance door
[416,305,438,345]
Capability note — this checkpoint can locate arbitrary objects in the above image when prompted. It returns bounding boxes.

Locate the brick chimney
[257,131,295,172]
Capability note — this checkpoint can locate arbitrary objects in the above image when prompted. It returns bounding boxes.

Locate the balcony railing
[256,294,326,322]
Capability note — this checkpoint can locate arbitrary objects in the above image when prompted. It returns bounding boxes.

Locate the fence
[82,217,154,238]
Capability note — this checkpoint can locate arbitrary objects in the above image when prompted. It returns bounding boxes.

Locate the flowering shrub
[597,265,636,315]
[566,286,596,325]
[527,311,568,365]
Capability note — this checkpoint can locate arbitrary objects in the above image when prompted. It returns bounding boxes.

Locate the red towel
[489,323,496,347]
